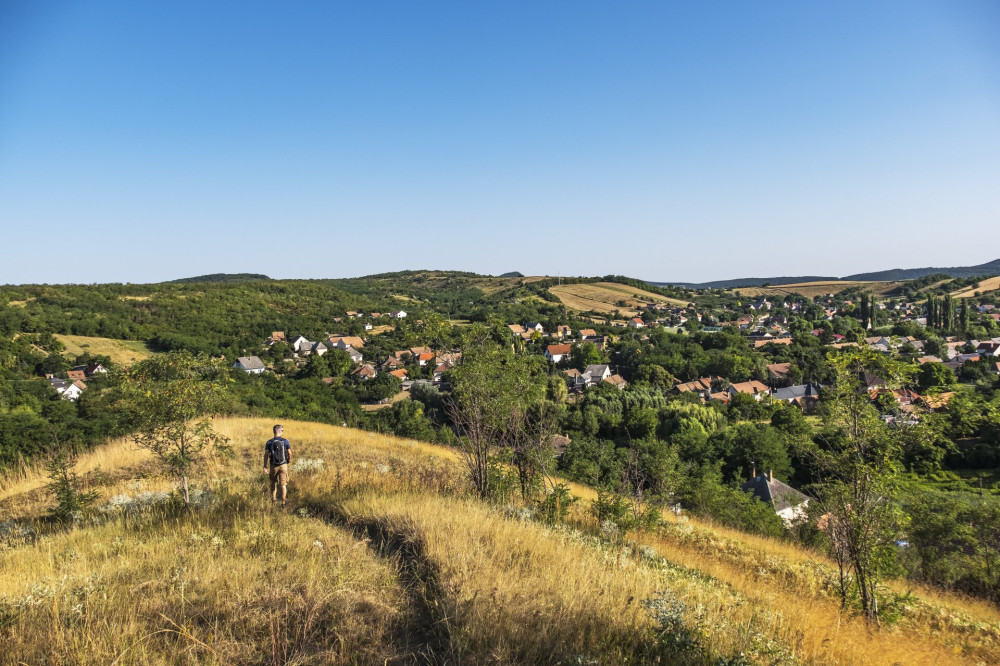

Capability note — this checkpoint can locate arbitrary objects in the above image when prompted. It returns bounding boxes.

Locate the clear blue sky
[1,1,998,284]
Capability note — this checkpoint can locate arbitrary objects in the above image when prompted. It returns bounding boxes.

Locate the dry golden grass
[634,524,992,665]
[550,282,685,316]
[3,416,999,665]
[53,334,155,366]
[0,492,412,664]
[732,281,903,298]
[952,275,1000,298]
[361,390,411,412]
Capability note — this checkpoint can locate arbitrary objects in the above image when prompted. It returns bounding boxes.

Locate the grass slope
[952,275,1000,298]
[551,282,687,316]
[3,418,998,664]
[53,334,155,366]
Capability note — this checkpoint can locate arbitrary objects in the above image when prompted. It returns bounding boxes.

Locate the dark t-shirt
[265,437,291,466]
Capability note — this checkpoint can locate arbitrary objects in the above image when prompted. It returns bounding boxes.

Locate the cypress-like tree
[960,298,970,333]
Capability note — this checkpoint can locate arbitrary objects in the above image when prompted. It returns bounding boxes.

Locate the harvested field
[953,276,1000,298]
[551,282,687,315]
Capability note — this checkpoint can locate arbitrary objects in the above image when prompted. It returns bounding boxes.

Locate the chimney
[769,469,773,482]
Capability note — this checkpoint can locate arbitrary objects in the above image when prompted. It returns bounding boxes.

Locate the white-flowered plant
[291,458,326,474]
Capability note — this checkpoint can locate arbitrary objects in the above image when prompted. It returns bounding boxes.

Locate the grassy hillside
[3,418,999,664]
[53,334,155,365]
[952,275,1000,298]
[550,282,687,316]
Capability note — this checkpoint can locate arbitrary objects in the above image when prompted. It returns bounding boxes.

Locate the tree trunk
[182,475,190,507]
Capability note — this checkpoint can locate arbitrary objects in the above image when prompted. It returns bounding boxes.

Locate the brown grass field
[953,275,1000,298]
[2,417,998,664]
[551,282,688,316]
[53,334,155,366]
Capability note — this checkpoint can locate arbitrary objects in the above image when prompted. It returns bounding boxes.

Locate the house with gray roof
[773,383,822,407]
[233,356,267,374]
[741,471,810,526]
[582,364,612,386]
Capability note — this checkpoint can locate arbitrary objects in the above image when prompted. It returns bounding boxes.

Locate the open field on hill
[360,390,411,412]
[732,280,903,298]
[551,282,687,315]
[3,417,999,664]
[953,275,1000,298]
[53,334,155,366]
[475,275,548,295]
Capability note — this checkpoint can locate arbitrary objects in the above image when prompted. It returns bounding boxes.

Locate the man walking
[264,424,292,506]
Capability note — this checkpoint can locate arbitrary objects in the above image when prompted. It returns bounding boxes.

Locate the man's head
[273,424,283,436]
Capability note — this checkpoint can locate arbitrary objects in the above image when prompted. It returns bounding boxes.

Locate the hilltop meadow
[3,417,1000,665]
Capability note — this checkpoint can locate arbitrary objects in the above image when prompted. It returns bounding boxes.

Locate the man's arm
[263,441,269,472]
[286,440,292,464]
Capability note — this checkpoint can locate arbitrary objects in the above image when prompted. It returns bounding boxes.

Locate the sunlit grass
[2,416,998,664]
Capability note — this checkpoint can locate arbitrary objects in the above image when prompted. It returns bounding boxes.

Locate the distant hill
[168,273,271,283]
[498,271,524,278]
[657,258,1000,289]
[844,258,1000,281]
[656,275,838,289]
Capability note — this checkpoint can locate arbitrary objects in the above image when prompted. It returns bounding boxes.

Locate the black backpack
[268,438,288,466]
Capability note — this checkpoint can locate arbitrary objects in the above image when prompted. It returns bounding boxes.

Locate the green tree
[113,352,232,507]
[816,348,913,622]
[447,332,543,500]
[917,362,956,390]
[46,448,98,522]
[570,341,605,371]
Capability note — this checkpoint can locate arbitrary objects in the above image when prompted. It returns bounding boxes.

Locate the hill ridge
[655,258,1000,289]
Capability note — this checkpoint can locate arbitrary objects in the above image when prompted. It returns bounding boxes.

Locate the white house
[545,344,572,364]
[390,310,407,319]
[233,356,267,374]
[290,335,312,353]
[582,364,612,386]
[48,377,86,401]
[342,345,364,364]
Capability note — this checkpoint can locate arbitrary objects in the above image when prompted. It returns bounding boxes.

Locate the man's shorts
[269,463,288,485]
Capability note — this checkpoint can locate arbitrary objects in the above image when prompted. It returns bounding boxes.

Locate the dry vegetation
[3,417,999,664]
[53,334,155,366]
[952,276,1000,298]
[550,282,687,316]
